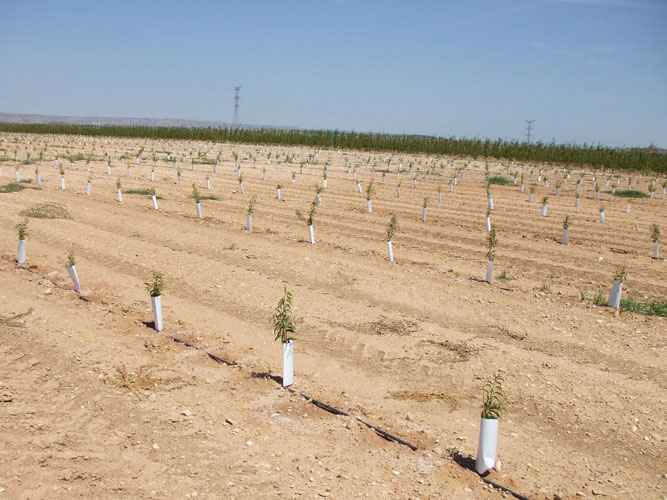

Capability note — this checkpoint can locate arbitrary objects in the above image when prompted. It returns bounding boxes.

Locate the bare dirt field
[0,134,665,499]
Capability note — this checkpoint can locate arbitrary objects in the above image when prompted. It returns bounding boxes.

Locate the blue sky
[1,0,665,146]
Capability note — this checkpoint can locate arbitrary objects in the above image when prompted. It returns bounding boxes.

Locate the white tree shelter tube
[486,260,494,283]
[476,417,499,474]
[608,281,623,309]
[151,295,163,331]
[282,340,294,387]
[18,240,26,264]
[66,265,81,293]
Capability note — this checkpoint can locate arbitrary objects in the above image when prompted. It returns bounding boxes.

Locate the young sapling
[386,213,399,262]
[247,195,256,231]
[273,286,296,387]
[65,250,81,293]
[485,225,497,283]
[562,215,571,245]
[16,218,28,264]
[296,198,317,244]
[651,224,661,259]
[476,373,505,474]
[146,271,164,331]
[314,184,324,206]
[365,180,375,213]
[608,267,627,309]
[192,184,202,218]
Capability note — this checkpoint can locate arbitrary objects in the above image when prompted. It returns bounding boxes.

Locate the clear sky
[1,0,666,147]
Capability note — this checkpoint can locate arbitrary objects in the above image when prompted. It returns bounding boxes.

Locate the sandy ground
[0,134,665,500]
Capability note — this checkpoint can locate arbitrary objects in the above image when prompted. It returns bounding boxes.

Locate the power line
[233,87,241,128]
[525,120,535,143]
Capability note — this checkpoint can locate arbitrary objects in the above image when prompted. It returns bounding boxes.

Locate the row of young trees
[1,123,665,173]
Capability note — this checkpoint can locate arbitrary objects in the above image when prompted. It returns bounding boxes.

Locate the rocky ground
[0,134,665,499]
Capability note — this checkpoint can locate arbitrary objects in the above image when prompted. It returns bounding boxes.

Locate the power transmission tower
[525,120,535,143]
[233,87,241,128]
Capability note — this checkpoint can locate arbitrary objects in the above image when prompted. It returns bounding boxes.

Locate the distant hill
[0,112,293,131]
[626,145,667,155]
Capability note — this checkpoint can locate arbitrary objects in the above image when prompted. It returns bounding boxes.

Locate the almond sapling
[438,184,443,203]
[529,185,535,202]
[541,196,549,216]
[562,215,571,245]
[276,184,282,200]
[206,174,211,190]
[485,225,497,283]
[16,218,28,264]
[599,206,605,224]
[575,191,580,207]
[486,209,491,232]
[315,184,323,206]
[296,198,318,244]
[365,180,375,213]
[386,213,399,262]
[150,188,158,210]
[421,197,428,222]
[35,166,41,185]
[247,194,256,231]
[273,286,296,387]
[86,174,92,195]
[396,181,401,198]
[177,167,182,185]
[651,224,660,259]
[192,183,202,218]
[65,250,81,293]
[238,175,244,194]
[59,166,66,190]
[116,177,123,202]
[476,373,505,474]
[608,267,627,309]
[146,271,164,331]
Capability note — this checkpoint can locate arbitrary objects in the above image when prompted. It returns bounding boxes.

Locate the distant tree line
[1,122,664,173]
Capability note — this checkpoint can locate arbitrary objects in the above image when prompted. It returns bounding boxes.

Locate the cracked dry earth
[0,133,666,499]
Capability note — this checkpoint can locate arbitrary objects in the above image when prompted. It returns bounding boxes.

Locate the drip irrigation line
[8,258,531,500]
[9,259,90,302]
[355,417,419,451]
[167,335,236,366]
[482,478,531,500]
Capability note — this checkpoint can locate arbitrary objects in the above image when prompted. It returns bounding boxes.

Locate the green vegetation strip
[488,176,511,185]
[0,182,39,193]
[619,295,667,317]
[1,123,665,173]
[606,190,647,198]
